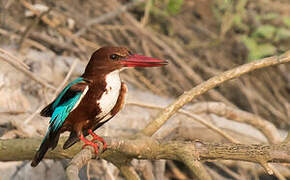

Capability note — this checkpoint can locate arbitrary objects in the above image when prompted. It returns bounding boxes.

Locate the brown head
[83,46,167,78]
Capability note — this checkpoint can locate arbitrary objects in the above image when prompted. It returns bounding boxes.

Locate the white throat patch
[96,70,121,119]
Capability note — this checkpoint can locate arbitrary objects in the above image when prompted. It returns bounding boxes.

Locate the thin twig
[23,105,45,124]
[127,101,240,143]
[54,59,79,96]
[0,48,56,90]
[167,161,188,179]
[131,69,163,96]
[18,8,51,50]
[115,3,235,106]
[118,164,141,180]
[153,160,166,180]
[0,48,29,69]
[141,0,153,27]
[19,0,99,50]
[29,32,80,53]
[213,162,246,180]
[0,28,49,51]
[268,164,286,180]
[75,0,145,36]
[191,102,283,144]
[24,59,78,124]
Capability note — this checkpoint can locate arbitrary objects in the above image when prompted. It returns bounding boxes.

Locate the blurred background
[0,0,289,179]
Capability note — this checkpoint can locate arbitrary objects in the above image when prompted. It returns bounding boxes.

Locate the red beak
[120,54,168,67]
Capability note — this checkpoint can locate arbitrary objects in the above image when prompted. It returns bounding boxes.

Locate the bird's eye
[110,54,118,60]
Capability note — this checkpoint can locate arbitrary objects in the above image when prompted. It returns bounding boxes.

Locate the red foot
[79,134,99,154]
[88,129,107,150]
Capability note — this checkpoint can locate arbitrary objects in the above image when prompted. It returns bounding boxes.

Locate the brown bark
[0,137,289,163]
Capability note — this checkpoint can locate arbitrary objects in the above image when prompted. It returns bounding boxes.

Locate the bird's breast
[96,70,121,119]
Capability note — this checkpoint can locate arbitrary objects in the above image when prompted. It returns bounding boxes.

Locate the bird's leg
[79,134,99,154]
[88,129,107,150]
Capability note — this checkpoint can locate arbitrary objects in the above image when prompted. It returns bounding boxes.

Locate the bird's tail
[63,131,79,149]
[31,131,60,167]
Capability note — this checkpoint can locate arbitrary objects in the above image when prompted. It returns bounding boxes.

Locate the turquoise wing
[49,91,82,132]
[40,77,86,117]
[32,77,88,167]
[48,77,87,132]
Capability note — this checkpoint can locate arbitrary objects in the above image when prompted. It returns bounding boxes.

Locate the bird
[31,46,168,167]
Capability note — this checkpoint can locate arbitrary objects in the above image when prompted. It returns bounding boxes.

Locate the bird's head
[83,46,168,77]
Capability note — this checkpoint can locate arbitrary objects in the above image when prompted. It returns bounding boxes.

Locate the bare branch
[18,8,51,51]
[0,48,56,90]
[0,137,289,165]
[283,131,290,144]
[0,28,49,51]
[141,51,290,137]
[167,161,189,179]
[153,160,166,180]
[66,148,96,180]
[54,59,79,96]
[118,164,141,180]
[19,0,99,50]
[177,147,212,180]
[191,102,283,144]
[267,164,286,180]
[24,59,78,124]
[140,0,153,27]
[75,0,145,36]
[127,102,240,143]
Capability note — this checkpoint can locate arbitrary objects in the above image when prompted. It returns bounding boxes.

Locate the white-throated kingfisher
[31,46,168,167]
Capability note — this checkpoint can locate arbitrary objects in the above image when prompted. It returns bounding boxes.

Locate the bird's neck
[103,70,121,86]
[82,70,121,85]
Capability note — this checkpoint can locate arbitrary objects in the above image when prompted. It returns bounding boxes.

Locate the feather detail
[63,131,79,149]
[40,102,54,117]
[31,130,60,167]
[32,78,88,167]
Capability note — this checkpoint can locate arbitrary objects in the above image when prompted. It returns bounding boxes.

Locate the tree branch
[0,48,56,90]
[141,51,290,136]
[127,102,240,143]
[75,0,145,36]
[191,102,283,144]
[117,164,141,180]
[0,137,289,164]
[66,148,96,180]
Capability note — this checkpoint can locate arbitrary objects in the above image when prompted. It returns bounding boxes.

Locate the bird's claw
[88,129,107,150]
[79,134,99,155]
[82,142,99,154]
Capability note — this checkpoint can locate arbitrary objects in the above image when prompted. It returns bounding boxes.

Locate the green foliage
[252,25,276,40]
[261,13,279,21]
[166,0,184,15]
[242,22,290,61]
[282,16,290,27]
[275,28,290,41]
[213,0,249,32]
[211,0,289,62]
[241,36,276,61]
[149,0,184,19]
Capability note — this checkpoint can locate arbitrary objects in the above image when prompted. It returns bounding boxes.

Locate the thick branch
[0,137,289,164]
[66,148,95,180]
[141,51,290,136]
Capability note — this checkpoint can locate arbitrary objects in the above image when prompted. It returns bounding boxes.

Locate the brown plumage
[31,46,167,167]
